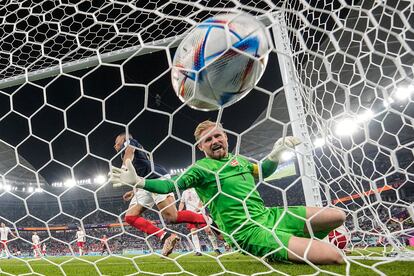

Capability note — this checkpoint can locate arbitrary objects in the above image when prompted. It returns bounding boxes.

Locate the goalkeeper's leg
[304,207,346,238]
[287,236,344,264]
[239,226,344,264]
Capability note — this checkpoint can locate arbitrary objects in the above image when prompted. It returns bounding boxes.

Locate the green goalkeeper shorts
[234,206,330,262]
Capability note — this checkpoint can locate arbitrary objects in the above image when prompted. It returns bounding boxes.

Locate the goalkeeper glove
[267,136,301,163]
[110,159,145,188]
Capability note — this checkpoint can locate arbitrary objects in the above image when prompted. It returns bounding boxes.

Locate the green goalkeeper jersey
[144,154,277,237]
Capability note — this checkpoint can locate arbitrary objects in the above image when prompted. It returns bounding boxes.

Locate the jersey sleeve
[251,159,278,178]
[144,166,203,194]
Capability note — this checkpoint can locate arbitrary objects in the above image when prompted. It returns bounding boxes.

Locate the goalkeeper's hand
[268,136,301,163]
[110,159,145,188]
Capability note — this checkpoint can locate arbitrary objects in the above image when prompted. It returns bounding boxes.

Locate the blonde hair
[194,120,224,141]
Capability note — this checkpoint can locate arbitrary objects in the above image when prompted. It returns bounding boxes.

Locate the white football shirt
[181,188,201,212]
[76,230,86,242]
[0,227,11,241]
[32,234,40,245]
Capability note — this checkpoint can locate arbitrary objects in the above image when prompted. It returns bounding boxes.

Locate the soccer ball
[171,13,270,111]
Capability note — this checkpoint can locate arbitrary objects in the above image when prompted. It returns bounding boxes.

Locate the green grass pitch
[1,251,414,276]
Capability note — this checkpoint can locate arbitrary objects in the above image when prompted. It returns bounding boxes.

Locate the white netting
[0,0,413,275]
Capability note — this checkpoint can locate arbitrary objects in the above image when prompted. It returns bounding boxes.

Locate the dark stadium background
[0,49,282,182]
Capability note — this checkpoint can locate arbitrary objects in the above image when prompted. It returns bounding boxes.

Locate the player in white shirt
[179,188,221,256]
[76,227,86,256]
[42,243,47,256]
[0,222,16,258]
[32,232,41,258]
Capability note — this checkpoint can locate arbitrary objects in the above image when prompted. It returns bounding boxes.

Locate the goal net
[0,0,413,275]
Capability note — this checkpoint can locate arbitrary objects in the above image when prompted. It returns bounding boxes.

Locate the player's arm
[110,159,199,194]
[252,136,301,178]
[122,145,135,168]
[195,201,203,213]
[123,190,135,201]
[10,229,17,238]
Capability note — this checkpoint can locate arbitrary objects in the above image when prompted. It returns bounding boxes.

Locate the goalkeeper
[111,121,345,264]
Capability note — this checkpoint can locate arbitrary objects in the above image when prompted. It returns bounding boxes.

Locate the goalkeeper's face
[198,127,228,159]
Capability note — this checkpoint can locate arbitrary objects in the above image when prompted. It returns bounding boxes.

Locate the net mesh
[0,0,413,275]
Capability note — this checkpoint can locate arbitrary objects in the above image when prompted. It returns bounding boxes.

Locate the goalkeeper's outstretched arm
[110,158,197,194]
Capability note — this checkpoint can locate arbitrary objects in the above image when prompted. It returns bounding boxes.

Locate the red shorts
[42,250,46,254]
[186,223,197,230]
[1,240,7,249]
[32,244,40,250]
[77,241,85,248]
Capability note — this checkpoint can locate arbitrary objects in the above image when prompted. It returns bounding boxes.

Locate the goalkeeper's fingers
[109,172,123,186]
[111,166,124,174]
[125,159,137,174]
[285,136,301,148]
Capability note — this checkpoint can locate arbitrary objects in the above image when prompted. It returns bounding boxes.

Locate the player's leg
[190,228,202,256]
[239,226,343,264]
[156,194,207,225]
[78,243,83,256]
[124,190,165,239]
[205,227,221,254]
[269,206,344,264]
[132,190,180,256]
[150,194,180,256]
[304,207,346,236]
[2,242,10,257]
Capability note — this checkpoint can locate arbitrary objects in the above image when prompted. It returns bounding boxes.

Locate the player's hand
[110,159,145,188]
[268,136,301,162]
[123,190,134,202]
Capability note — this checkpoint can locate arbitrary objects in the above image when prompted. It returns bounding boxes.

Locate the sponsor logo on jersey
[230,159,239,166]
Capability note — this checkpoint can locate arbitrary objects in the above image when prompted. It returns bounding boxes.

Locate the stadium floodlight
[35,188,43,193]
[313,137,326,148]
[394,84,414,101]
[334,118,358,136]
[280,151,295,162]
[357,110,374,123]
[93,175,106,185]
[28,187,34,193]
[383,97,395,107]
[64,179,76,187]
[4,184,11,192]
